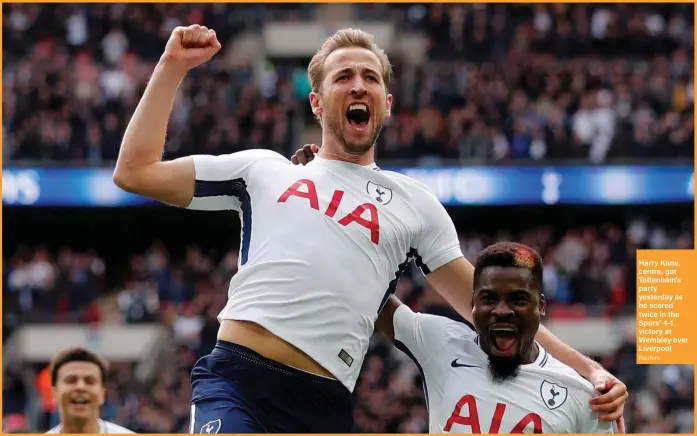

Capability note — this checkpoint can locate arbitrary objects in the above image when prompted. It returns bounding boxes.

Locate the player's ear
[539,293,546,317]
[385,93,393,118]
[309,92,323,117]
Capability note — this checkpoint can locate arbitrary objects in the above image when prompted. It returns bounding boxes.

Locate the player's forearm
[426,257,476,321]
[534,324,602,379]
[114,59,186,186]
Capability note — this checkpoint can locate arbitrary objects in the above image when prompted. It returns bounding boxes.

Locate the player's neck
[318,136,376,166]
[61,416,100,434]
[521,341,540,365]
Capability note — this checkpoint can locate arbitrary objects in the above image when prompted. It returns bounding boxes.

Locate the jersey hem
[218,314,357,393]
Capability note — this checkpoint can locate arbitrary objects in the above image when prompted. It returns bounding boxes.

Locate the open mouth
[346,104,370,130]
[70,398,91,406]
[489,326,518,354]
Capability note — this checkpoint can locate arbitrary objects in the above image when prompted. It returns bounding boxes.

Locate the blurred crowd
[3,216,694,433]
[380,3,694,163]
[3,3,694,165]
[2,3,299,165]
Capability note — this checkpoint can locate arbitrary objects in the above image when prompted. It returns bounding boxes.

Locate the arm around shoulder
[410,185,474,321]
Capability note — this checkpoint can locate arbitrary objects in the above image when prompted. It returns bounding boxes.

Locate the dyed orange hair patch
[513,247,536,269]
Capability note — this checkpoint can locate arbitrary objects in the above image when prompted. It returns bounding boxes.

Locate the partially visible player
[375,242,623,433]
[45,347,134,434]
[115,23,627,434]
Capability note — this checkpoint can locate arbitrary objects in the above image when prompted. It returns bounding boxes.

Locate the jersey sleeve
[411,187,463,274]
[576,411,614,433]
[188,149,288,211]
[393,304,456,366]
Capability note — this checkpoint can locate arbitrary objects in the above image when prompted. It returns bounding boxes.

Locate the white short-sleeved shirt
[46,419,135,433]
[393,305,615,434]
[187,150,463,391]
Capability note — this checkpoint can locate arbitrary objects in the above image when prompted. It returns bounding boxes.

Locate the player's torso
[221,157,425,389]
[426,334,579,434]
[240,157,420,295]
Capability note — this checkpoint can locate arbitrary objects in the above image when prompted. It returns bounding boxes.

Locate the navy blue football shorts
[189,340,354,434]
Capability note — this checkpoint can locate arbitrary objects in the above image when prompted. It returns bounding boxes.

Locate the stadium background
[2,3,695,433]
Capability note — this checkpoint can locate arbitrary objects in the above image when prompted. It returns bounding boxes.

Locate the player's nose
[491,301,514,317]
[350,80,367,96]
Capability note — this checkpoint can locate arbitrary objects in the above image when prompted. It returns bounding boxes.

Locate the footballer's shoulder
[377,169,441,201]
[532,353,598,399]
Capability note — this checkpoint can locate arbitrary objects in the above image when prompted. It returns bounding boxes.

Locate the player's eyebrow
[334,67,381,80]
[508,290,533,299]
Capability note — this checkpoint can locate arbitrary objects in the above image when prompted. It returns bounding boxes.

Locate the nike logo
[451,359,480,368]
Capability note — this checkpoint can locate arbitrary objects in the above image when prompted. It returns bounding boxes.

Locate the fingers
[591,385,624,405]
[179,24,215,48]
[302,144,316,161]
[208,30,221,49]
[196,26,210,46]
[297,148,309,165]
[181,25,194,46]
[591,385,627,408]
[292,149,307,165]
[291,144,318,165]
[590,379,628,420]
[599,407,624,422]
[592,393,626,414]
[617,417,626,434]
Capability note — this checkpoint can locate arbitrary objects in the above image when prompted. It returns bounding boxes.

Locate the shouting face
[310,47,393,156]
[472,266,546,382]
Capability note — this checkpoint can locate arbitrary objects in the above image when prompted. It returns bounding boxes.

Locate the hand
[588,368,628,432]
[161,24,221,73]
[291,144,319,165]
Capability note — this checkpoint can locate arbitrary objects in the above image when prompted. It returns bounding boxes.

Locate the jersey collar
[313,155,381,171]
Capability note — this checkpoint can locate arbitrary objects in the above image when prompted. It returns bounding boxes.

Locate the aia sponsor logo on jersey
[445,395,543,433]
[277,179,383,244]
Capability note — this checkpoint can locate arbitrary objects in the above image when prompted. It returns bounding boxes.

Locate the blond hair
[307,28,392,94]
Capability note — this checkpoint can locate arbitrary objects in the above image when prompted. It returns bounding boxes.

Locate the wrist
[579,356,602,378]
[156,55,189,81]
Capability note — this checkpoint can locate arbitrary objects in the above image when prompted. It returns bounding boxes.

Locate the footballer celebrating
[116,24,627,434]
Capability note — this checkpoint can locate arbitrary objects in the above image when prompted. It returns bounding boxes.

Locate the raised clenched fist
[161,24,222,73]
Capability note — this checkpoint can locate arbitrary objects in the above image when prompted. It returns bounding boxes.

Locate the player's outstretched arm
[113,25,221,208]
[290,144,628,425]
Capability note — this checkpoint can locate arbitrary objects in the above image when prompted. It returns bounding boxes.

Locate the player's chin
[343,133,375,154]
[65,403,94,417]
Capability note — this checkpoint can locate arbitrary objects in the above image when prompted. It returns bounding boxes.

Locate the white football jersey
[393,305,615,434]
[46,419,135,433]
[188,150,462,391]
